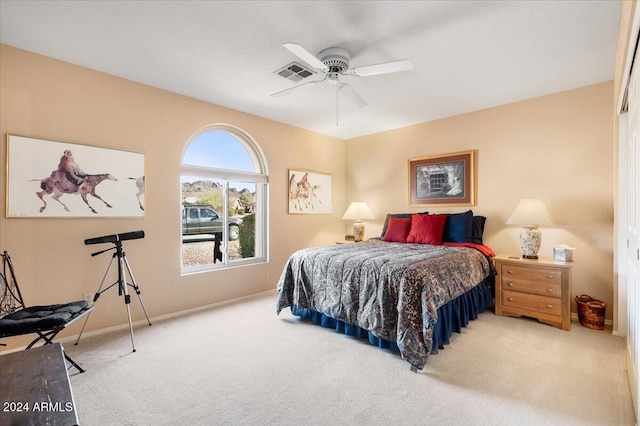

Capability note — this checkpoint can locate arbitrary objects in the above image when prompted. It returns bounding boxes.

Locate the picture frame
[288,169,332,214]
[6,134,146,218]
[408,150,476,207]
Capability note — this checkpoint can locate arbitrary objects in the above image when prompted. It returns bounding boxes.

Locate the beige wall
[0,40,617,350]
[0,44,346,349]
[345,82,615,319]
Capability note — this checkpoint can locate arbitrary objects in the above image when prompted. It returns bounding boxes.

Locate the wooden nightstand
[494,254,573,331]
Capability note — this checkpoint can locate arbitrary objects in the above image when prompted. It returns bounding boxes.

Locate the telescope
[77,228,151,352]
[84,230,145,245]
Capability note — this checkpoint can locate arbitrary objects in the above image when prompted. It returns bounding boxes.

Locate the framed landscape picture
[408,150,476,207]
[288,169,332,214]
[6,134,145,218]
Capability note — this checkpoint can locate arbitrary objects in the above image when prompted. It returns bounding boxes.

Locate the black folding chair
[0,251,94,373]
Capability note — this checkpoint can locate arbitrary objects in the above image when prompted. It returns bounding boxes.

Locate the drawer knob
[507,282,514,287]
[507,270,514,274]
[546,275,554,279]
[546,304,553,308]
[547,288,553,292]
[507,297,514,301]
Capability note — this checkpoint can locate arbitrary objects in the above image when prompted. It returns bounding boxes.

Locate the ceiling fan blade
[283,43,329,72]
[339,83,367,109]
[271,78,324,97]
[348,59,413,77]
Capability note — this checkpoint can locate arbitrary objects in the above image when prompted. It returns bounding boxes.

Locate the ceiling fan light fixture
[317,47,351,72]
[272,43,412,122]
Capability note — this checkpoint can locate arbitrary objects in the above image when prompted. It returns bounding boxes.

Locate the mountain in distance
[182,180,255,206]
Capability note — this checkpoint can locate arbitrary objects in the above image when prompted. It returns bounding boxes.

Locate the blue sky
[183,130,254,172]
[182,130,257,192]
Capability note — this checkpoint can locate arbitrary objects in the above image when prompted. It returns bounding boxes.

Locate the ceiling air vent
[274,62,315,82]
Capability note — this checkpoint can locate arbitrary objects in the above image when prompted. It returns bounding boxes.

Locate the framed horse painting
[288,169,332,214]
[5,134,145,218]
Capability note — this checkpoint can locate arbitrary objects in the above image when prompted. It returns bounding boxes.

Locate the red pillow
[406,214,447,245]
[382,217,412,242]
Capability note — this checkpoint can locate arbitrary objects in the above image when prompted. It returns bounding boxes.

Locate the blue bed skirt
[291,279,493,355]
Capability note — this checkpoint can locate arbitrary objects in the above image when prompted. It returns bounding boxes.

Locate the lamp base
[520,225,541,259]
[353,221,365,242]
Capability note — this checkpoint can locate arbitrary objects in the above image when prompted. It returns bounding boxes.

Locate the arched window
[181,125,268,273]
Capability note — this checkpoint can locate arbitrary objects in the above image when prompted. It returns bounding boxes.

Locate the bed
[276,210,495,371]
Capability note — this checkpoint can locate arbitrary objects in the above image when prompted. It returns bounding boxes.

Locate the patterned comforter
[276,239,492,369]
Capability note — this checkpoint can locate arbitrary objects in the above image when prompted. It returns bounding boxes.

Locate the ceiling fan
[271,43,413,124]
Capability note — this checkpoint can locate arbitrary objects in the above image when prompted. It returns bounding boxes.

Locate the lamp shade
[342,202,375,221]
[506,198,555,226]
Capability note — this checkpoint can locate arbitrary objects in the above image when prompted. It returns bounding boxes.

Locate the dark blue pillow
[443,210,473,243]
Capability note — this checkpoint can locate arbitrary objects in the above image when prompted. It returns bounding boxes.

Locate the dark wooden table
[0,343,79,425]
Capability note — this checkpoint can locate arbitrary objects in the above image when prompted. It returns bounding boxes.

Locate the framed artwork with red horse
[6,134,145,218]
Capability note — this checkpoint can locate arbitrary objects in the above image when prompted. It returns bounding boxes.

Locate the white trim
[617,112,630,337]
[617,5,640,114]
[183,123,269,175]
[180,124,269,273]
[0,290,277,355]
[181,164,267,183]
[618,6,640,419]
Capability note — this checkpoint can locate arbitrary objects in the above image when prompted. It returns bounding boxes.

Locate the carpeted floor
[65,291,635,425]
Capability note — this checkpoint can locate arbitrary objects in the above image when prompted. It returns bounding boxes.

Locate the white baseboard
[0,289,276,354]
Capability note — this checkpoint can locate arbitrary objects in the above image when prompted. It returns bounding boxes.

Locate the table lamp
[506,198,555,259]
[342,202,375,242]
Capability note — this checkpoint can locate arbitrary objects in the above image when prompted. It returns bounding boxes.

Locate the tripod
[75,240,151,352]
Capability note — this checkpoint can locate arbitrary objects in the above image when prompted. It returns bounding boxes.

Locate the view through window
[181,128,267,272]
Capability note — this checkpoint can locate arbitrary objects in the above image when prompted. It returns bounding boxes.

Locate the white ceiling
[0,1,622,140]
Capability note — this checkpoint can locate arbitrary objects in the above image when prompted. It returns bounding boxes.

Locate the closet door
[625,33,640,417]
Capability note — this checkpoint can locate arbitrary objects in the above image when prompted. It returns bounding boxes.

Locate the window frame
[180,125,268,274]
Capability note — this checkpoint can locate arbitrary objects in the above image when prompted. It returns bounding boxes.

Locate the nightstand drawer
[502,279,561,298]
[494,255,572,331]
[502,290,562,316]
[500,264,562,284]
